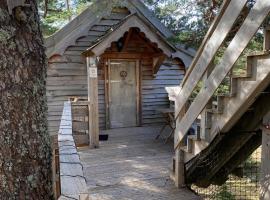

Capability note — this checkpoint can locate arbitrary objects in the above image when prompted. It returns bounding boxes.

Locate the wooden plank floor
[78,126,201,200]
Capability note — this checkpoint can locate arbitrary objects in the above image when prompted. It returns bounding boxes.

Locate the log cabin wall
[141,59,185,126]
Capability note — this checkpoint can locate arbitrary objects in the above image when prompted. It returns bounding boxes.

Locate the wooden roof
[83,14,175,57]
[45,0,194,67]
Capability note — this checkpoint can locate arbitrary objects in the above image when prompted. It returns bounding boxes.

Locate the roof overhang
[83,14,175,58]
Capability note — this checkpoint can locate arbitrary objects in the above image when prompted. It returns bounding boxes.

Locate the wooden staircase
[171,0,270,188]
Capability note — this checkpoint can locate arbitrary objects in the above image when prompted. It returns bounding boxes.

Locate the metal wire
[191,147,261,200]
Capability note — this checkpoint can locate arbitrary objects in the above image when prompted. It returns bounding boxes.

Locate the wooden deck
[78,126,200,200]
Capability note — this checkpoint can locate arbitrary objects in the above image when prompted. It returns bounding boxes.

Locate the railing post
[260,112,270,200]
[175,147,185,188]
[264,25,270,51]
[200,61,214,142]
[174,100,187,188]
[87,56,99,149]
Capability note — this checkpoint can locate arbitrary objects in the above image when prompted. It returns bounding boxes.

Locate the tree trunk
[0,1,53,199]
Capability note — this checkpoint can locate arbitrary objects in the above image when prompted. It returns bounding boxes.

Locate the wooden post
[87,56,99,148]
[260,112,270,200]
[264,26,270,51]
[201,61,214,142]
[175,147,185,188]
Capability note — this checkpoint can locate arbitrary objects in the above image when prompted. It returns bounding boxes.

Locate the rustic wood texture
[261,112,270,200]
[87,14,175,58]
[174,1,270,149]
[58,102,88,199]
[87,57,99,148]
[46,11,187,135]
[45,0,179,58]
[78,126,201,200]
[46,8,130,135]
[109,60,138,128]
[94,28,185,129]
[175,0,247,120]
[185,86,270,187]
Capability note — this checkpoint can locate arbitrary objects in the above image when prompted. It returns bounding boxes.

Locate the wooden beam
[186,90,270,186]
[175,147,185,188]
[89,15,174,57]
[87,56,99,148]
[58,102,88,198]
[180,0,233,86]
[122,28,133,51]
[261,112,270,200]
[264,28,270,51]
[175,0,270,149]
[102,52,163,59]
[175,0,247,119]
[153,55,166,75]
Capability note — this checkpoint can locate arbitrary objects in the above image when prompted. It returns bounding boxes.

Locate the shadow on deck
[78,126,200,200]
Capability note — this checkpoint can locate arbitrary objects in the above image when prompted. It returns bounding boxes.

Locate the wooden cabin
[45,0,194,136]
[49,1,270,199]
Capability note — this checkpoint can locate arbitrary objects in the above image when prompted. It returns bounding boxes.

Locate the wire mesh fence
[191,147,261,200]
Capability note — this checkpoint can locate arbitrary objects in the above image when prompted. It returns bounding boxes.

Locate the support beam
[175,147,185,188]
[87,56,99,148]
[264,27,270,51]
[153,55,166,75]
[122,28,133,51]
[260,112,270,200]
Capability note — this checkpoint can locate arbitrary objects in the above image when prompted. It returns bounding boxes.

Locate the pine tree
[0,1,53,199]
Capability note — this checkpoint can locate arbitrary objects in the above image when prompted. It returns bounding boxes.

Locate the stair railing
[174,0,270,150]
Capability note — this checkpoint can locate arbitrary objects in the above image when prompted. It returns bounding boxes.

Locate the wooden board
[175,0,270,149]
[109,60,138,128]
[77,126,200,200]
[175,0,247,118]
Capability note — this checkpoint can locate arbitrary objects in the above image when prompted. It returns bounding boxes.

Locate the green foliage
[38,0,92,37]
[215,185,236,200]
[143,0,222,48]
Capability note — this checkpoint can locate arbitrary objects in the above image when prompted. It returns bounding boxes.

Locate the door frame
[105,59,141,129]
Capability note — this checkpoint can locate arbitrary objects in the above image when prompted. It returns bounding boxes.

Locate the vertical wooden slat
[261,113,270,200]
[175,147,185,188]
[264,27,270,51]
[87,56,99,148]
[136,59,142,126]
[104,59,110,129]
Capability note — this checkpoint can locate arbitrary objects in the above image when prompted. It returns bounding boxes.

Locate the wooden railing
[71,101,90,147]
[174,0,270,149]
[56,101,89,200]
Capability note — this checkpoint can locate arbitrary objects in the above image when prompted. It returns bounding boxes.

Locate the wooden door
[109,60,138,128]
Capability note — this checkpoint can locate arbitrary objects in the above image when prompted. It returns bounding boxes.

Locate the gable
[45,0,174,59]
[45,0,194,69]
[84,14,175,57]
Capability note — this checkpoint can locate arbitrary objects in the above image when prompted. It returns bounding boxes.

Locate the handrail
[57,101,89,199]
[175,0,247,121]
[180,0,230,87]
[174,0,270,149]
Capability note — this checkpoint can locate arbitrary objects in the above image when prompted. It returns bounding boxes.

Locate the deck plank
[78,126,201,200]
